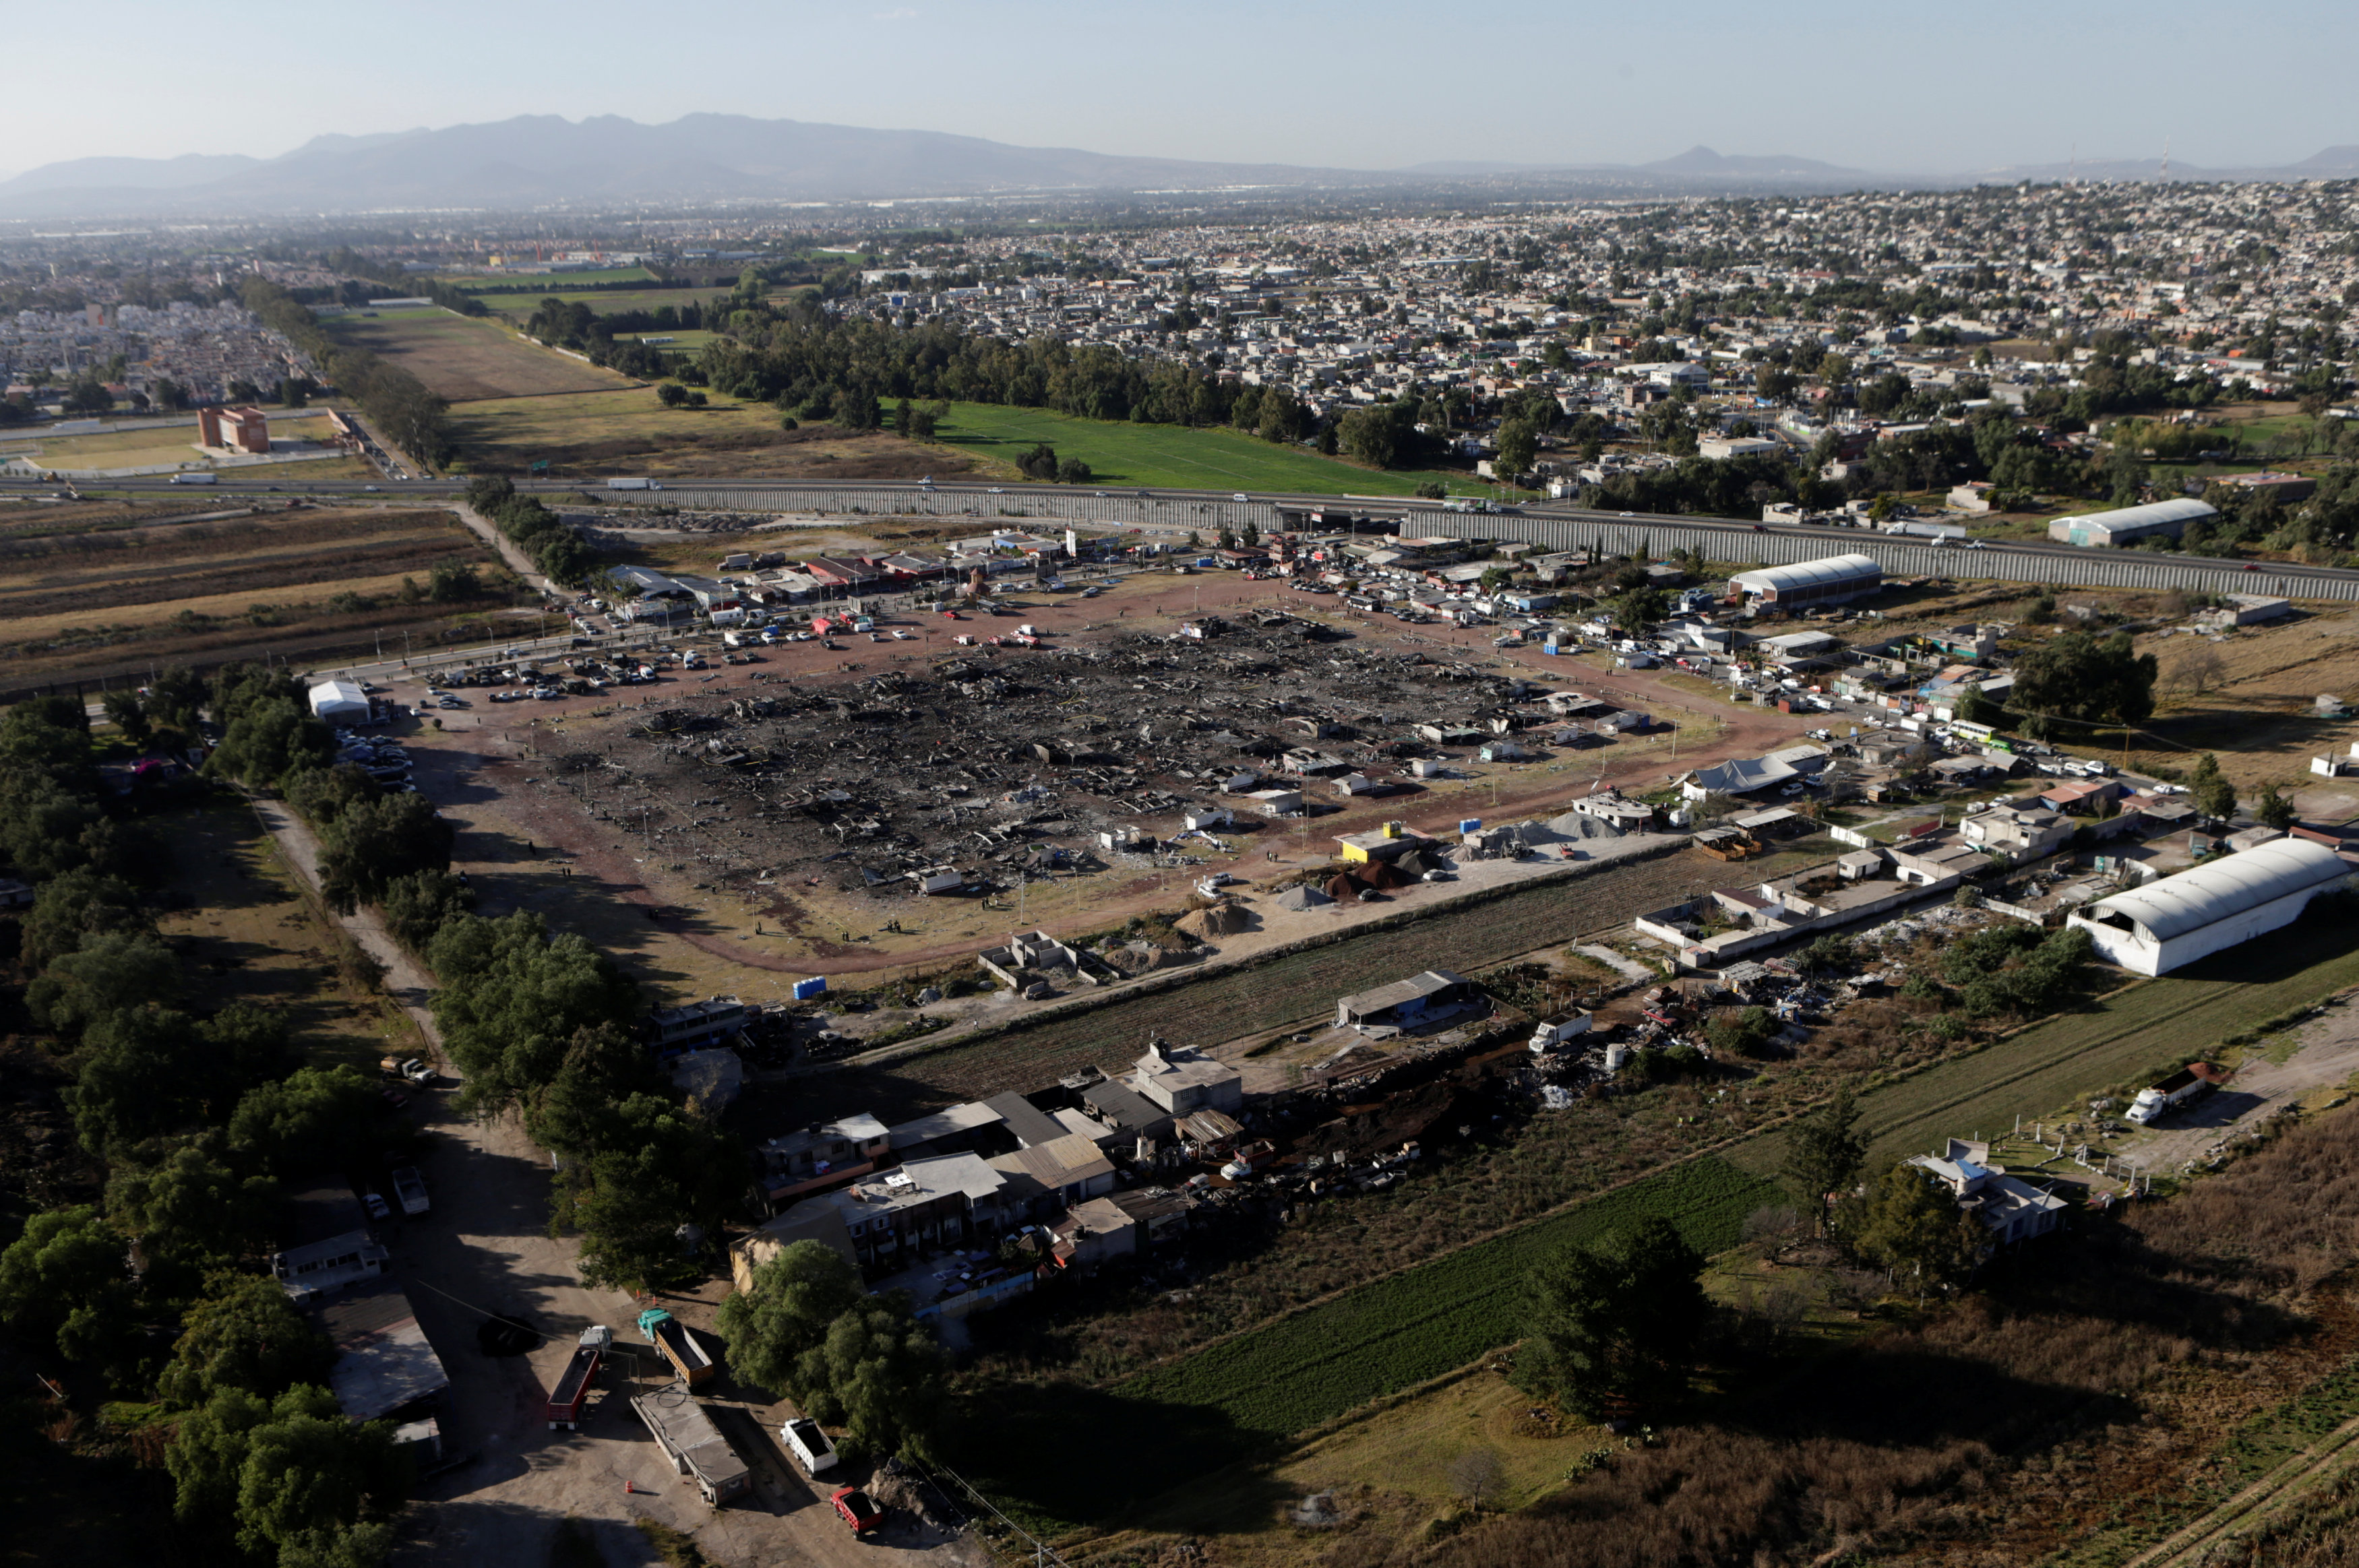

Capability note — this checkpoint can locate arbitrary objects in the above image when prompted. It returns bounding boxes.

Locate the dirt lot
[2128,600,2359,807]
[324,308,634,401]
[2121,993,2359,1177]
[0,503,534,694]
[382,559,1826,997]
[448,390,978,482]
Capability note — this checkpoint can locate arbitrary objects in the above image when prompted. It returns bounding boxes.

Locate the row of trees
[462,476,604,586]
[239,279,454,466]
[0,691,413,1567]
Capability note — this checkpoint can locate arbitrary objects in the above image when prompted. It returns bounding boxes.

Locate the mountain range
[0,117,2353,216]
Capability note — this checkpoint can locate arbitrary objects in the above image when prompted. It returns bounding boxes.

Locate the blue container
[1459,819,1483,835]
[791,976,828,1001]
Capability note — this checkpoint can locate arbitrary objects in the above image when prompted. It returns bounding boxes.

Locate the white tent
[308,680,369,721]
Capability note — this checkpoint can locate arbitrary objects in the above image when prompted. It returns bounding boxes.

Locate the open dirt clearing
[323,307,633,401]
[449,391,975,482]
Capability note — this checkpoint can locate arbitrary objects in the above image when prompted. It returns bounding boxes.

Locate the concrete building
[1728,554,1882,608]
[1128,1041,1243,1117]
[197,404,270,453]
[1907,1138,2067,1247]
[2047,497,2215,548]
[2067,838,2353,975]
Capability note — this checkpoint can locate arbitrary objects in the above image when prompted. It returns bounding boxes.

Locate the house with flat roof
[1907,1137,2066,1247]
[1129,1042,1243,1117]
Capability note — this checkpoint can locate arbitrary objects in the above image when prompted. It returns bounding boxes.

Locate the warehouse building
[1728,554,1882,608]
[2047,497,2215,548]
[2066,838,2353,975]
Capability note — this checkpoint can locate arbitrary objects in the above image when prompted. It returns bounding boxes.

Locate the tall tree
[1851,1163,1986,1297]
[803,1296,948,1462]
[1781,1084,1868,1234]
[2010,630,2157,739]
[1515,1218,1708,1418]
[715,1240,865,1398]
[156,1275,334,1407]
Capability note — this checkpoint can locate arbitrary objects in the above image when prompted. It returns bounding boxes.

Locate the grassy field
[962,1156,1778,1530]
[440,266,657,288]
[155,803,426,1069]
[1729,915,2359,1179]
[929,402,1513,498]
[0,412,351,476]
[446,387,965,482]
[797,842,1837,1124]
[467,286,733,319]
[322,307,634,401]
[0,503,526,692]
[956,912,2359,1535]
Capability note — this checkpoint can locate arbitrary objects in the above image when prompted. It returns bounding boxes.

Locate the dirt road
[2120,995,2359,1175]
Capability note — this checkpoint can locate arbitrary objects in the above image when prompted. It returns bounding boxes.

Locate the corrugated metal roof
[1729,554,1882,595]
[2079,838,2350,942]
[2055,497,2216,534]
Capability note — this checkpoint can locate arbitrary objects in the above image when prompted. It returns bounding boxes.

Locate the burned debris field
[516,603,1714,980]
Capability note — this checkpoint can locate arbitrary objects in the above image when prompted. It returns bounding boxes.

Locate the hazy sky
[9,0,2354,177]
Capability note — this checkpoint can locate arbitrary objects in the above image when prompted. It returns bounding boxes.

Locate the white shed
[308,680,369,722]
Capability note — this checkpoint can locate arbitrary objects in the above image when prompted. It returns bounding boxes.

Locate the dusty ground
[2119,992,2359,1176]
[324,309,634,402]
[384,562,1829,1002]
[448,390,980,483]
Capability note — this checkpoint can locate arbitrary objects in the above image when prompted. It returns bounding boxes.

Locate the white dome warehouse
[2066,838,2354,975]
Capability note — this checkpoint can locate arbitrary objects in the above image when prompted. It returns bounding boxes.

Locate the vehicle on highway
[987,487,1004,494]
[1232,491,1250,502]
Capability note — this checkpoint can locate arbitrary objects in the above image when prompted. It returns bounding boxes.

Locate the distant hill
[0,115,1380,216]
[1640,145,1868,181]
[3,119,2352,216]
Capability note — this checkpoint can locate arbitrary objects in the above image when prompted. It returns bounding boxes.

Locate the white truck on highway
[605,477,660,491]
[2126,1063,2226,1125]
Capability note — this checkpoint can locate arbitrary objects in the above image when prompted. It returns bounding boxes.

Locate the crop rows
[1754,917,2359,1174]
[965,1156,1779,1526]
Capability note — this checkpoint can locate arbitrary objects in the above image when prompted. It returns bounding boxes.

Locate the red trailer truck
[545,1325,611,1430]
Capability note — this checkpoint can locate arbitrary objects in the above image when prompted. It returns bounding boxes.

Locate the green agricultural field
[439,265,656,288]
[1732,915,2359,1179]
[466,286,732,318]
[959,1155,1779,1530]
[930,402,1513,499]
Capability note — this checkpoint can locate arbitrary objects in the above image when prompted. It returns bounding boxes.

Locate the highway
[6,470,2354,599]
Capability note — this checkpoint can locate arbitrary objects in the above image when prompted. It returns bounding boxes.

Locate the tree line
[239,280,454,467]
[0,688,414,1568]
[192,669,737,1296]
[462,477,605,586]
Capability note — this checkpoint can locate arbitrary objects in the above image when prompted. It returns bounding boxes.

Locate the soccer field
[932,402,1503,498]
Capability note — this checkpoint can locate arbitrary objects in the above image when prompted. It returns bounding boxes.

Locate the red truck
[545,1325,611,1430]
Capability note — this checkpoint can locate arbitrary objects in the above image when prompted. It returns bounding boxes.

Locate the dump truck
[379,1056,433,1085]
[389,1166,430,1217]
[639,1307,717,1385]
[2126,1063,2226,1125]
[546,1325,609,1430]
[779,1415,838,1476]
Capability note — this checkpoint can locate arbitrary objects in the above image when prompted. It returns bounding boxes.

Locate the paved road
[8,468,2358,598]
